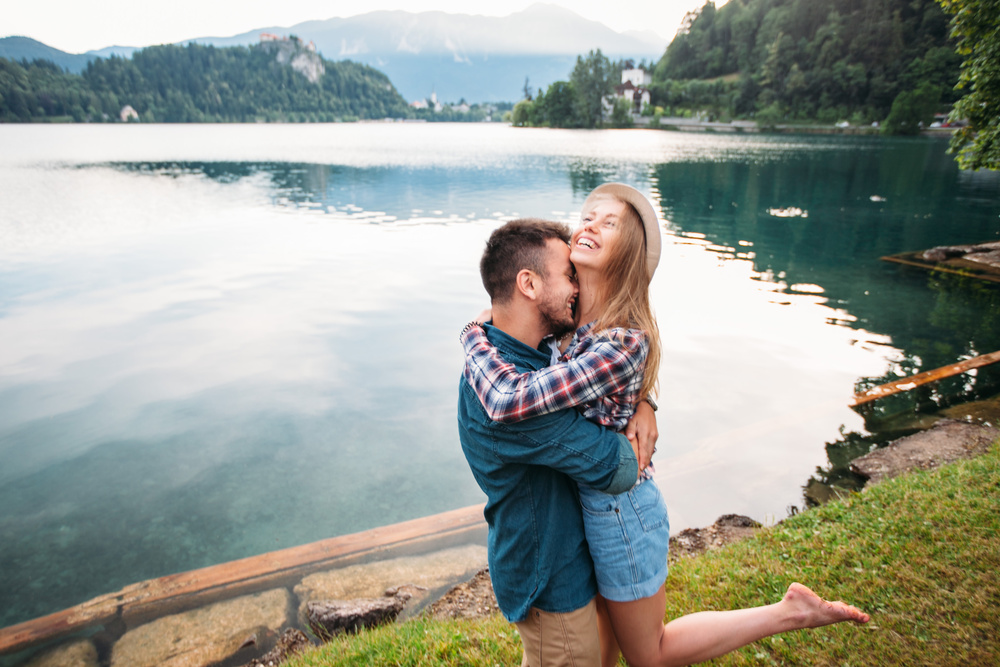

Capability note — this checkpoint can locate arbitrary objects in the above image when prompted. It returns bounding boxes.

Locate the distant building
[621,68,651,87]
[411,91,443,112]
[613,79,651,115]
[119,105,139,122]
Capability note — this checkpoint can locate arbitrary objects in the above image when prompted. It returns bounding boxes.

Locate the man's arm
[462,381,638,494]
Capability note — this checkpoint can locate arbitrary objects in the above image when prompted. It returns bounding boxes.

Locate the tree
[883,82,941,134]
[511,99,532,127]
[609,98,634,128]
[571,49,615,128]
[938,0,1000,169]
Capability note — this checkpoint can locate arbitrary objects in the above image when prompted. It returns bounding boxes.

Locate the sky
[3,0,711,55]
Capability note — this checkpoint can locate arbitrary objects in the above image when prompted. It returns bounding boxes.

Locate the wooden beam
[0,503,486,656]
[881,254,1000,284]
[852,350,1000,406]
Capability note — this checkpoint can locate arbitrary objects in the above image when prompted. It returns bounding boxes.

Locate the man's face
[536,238,578,338]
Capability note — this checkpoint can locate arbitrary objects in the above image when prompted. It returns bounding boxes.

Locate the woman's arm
[461,324,647,423]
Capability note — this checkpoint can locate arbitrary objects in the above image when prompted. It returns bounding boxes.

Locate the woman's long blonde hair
[588,196,661,399]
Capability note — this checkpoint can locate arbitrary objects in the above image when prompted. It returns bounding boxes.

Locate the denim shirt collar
[482,322,550,372]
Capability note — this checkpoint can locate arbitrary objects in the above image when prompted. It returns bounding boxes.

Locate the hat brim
[581,183,661,279]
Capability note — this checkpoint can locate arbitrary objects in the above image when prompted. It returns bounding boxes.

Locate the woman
[461,183,868,667]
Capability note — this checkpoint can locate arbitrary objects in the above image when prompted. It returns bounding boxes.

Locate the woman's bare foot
[782,582,870,629]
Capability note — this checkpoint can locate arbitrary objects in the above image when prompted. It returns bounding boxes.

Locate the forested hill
[650,0,961,123]
[0,39,412,122]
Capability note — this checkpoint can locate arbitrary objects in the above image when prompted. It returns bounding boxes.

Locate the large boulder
[110,588,292,667]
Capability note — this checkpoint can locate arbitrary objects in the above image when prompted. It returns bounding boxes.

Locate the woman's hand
[625,400,658,470]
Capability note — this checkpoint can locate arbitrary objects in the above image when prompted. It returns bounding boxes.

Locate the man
[457,218,643,667]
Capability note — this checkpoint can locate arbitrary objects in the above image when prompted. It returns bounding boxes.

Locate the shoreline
[5,365,998,664]
[7,406,997,666]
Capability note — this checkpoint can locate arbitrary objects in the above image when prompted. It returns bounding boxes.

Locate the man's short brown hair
[480,218,571,304]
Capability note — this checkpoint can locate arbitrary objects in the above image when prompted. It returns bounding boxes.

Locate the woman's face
[570,196,627,274]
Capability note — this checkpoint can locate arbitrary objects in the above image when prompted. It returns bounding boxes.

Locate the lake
[1,122,999,631]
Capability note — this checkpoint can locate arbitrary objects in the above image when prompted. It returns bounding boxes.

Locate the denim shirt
[457,323,639,622]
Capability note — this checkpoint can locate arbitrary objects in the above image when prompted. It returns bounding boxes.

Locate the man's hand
[625,400,658,470]
[473,307,492,324]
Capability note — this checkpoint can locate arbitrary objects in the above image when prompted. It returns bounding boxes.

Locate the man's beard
[539,299,576,339]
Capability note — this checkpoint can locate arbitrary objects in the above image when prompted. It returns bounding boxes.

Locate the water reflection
[649,137,1000,504]
[651,137,1000,374]
[2,126,1000,632]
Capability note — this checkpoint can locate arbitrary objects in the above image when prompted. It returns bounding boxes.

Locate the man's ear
[514,269,539,301]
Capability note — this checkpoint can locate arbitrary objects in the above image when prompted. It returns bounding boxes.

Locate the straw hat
[582,183,662,279]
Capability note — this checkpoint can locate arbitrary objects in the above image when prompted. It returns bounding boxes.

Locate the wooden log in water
[852,350,1000,406]
[0,503,486,656]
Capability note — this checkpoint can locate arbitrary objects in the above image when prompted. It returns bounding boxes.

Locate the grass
[286,439,1000,666]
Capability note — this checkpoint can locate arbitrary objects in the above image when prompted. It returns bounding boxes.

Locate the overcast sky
[4,0,711,54]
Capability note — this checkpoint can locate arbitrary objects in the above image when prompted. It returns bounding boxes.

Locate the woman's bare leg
[605,582,869,667]
[595,595,622,667]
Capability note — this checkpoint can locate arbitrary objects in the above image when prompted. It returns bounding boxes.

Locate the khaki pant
[515,599,601,667]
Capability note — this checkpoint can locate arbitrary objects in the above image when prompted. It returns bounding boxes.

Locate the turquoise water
[1,124,998,630]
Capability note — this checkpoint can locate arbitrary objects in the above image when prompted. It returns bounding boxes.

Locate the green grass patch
[287,440,1000,666]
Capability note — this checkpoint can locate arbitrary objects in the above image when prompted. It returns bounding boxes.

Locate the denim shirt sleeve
[465,381,639,494]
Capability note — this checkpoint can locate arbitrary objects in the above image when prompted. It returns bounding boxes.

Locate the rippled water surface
[2,123,999,629]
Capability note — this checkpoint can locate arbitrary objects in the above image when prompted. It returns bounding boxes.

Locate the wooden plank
[852,350,1000,406]
[881,254,1000,284]
[0,503,486,655]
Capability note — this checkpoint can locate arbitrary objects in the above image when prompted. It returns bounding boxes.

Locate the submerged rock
[23,639,98,667]
[110,588,291,667]
[850,419,999,485]
[940,395,1000,424]
[293,544,487,625]
[804,478,854,506]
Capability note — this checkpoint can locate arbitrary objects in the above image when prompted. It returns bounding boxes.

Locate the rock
[668,514,761,562]
[293,544,487,625]
[964,249,1000,269]
[110,588,292,667]
[940,395,1000,424]
[426,568,500,620]
[307,593,409,640]
[805,479,853,506]
[23,639,98,667]
[242,628,312,667]
[922,245,972,262]
[850,419,999,485]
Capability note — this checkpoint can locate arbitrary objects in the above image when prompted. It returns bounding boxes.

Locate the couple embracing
[456,184,868,667]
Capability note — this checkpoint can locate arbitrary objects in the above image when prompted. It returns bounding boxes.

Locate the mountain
[1,5,667,102]
[185,4,667,101]
[0,36,95,72]
[0,36,140,73]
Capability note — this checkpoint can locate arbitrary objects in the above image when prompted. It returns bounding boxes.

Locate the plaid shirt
[461,321,648,431]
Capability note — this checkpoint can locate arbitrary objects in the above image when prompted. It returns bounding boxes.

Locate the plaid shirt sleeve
[460,325,647,423]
